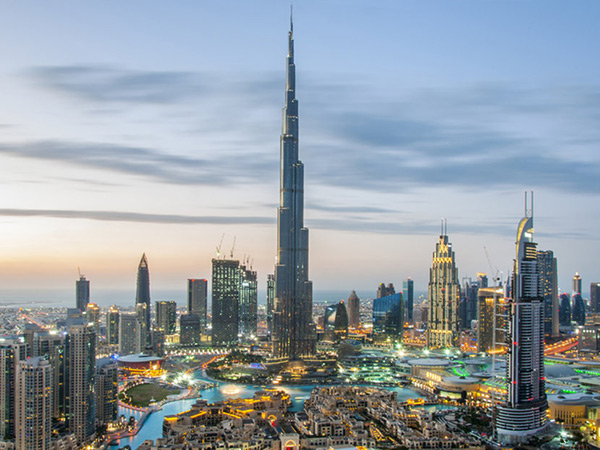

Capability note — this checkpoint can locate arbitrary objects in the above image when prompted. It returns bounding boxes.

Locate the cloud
[0,208,273,225]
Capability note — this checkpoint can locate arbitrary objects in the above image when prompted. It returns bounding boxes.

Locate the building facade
[0,340,28,440]
[187,279,208,333]
[156,301,177,335]
[239,264,258,339]
[591,282,600,314]
[477,287,505,353]
[346,290,360,329]
[537,250,558,337]
[372,293,403,343]
[136,253,151,347]
[427,229,460,349]
[271,16,316,360]
[403,279,414,323]
[76,274,90,312]
[96,360,118,425]
[119,313,142,356]
[180,314,202,346]
[266,274,275,339]
[107,305,120,346]
[211,258,240,346]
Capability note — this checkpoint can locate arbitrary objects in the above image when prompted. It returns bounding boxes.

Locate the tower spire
[290,4,293,37]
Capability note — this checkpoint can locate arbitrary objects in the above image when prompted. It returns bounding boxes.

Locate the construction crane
[483,246,501,286]
[216,233,225,258]
[230,236,236,259]
[78,267,84,278]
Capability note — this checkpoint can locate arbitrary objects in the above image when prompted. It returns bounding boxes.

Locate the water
[112,375,425,449]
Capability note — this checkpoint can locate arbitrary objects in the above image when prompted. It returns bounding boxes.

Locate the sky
[0,0,599,304]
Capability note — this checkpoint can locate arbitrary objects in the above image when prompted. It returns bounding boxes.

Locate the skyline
[1,1,599,299]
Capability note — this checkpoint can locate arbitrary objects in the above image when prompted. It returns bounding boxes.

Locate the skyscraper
[96,360,118,426]
[559,293,571,326]
[187,279,208,333]
[496,194,547,443]
[106,305,120,346]
[346,290,360,329]
[377,283,395,298]
[537,250,559,337]
[239,264,258,339]
[0,339,28,440]
[76,274,90,312]
[65,324,96,444]
[85,302,100,337]
[211,258,240,346]
[323,301,349,342]
[477,287,505,354]
[403,279,414,323]
[272,13,316,360]
[266,274,275,339]
[119,313,142,356]
[573,272,582,294]
[180,314,202,346]
[572,293,586,325]
[156,301,177,335]
[427,224,460,349]
[136,253,151,347]
[372,293,403,343]
[36,333,65,420]
[591,283,600,314]
[15,357,52,450]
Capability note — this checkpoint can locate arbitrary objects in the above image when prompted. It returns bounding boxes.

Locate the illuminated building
[76,274,89,312]
[0,339,28,439]
[323,300,348,342]
[180,314,202,346]
[591,282,600,314]
[372,293,403,343]
[15,357,52,450]
[156,300,177,334]
[573,272,582,294]
[187,279,207,332]
[239,263,258,339]
[266,274,275,339]
[403,279,414,323]
[559,293,571,326]
[477,287,505,353]
[96,360,118,425]
[136,253,152,347]
[85,302,100,337]
[36,333,65,419]
[106,305,120,346]
[572,293,586,325]
[65,324,96,444]
[211,258,240,346]
[427,223,460,349]
[119,313,142,356]
[377,283,395,298]
[346,290,360,328]
[116,354,164,377]
[272,14,316,360]
[537,250,558,337]
[496,193,547,444]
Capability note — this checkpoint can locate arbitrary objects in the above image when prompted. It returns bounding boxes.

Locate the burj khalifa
[271,12,316,360]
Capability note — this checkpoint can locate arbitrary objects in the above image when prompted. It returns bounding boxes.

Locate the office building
[271,15,316,360]
[76,274,90,312]
[346,290,360,329]
[323,301,349,342]
[427,223,460,349]
[239,264,258,339]
[211,258,240,346]
[136,253,151,347]
[65,324,96,444]
[106,305,120,346]
[372,293,403,343]
[572,293,586,326]
[96,360,118,425]
[591,283,600,314]
[119,313,142,356]
[36,333,65,419]
[85,302,100,337]
[377,283,395,298]
[403,279,414,323]
[496,194,547,443]
[0,339,28,439]
[477,287,505,353]
[537,250,559,337]
[461,277,479,330]
[266,274,275,339]
[156,301,177,335]
[15,357,52,450]
[180,314,202,346]
[573,272,582,294]
[559,293,571,326]
[187,279,208,332]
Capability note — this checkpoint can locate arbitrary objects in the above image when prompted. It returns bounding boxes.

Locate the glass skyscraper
[372,293,403,343]
[211,258,240,347]
[136,253,151,347]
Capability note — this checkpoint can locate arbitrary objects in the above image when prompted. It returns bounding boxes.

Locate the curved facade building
[572,293,586,325]
[559,293,571,326]
[346,291,360,329]
[496,195,548,444]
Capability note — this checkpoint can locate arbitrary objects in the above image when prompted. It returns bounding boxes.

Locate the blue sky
[0,1,599,300]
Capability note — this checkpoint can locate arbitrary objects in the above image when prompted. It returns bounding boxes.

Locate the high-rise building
[85,302,100,337]
[372,293,403,343]
[15,357,52,450]
[403,279,414,323]
[559,293,571,326]
[591,283,600,314]
[96,360,118,426]
[537,250,558,337]
[119,313,142,356]
[461,277,480,330]
[427,225,460,349]
[573,272,582,294]
[271,14,316,360]
[239,264,258,339]
[156,301,177,335]
[323,301,349,342]
[0,339,28,439]
[572,293,586,326]
[187,279,208,333]
[136,253,151,347]
[346,290,360,329]
[76,274,90,312]
[180,314,202,346]
[477,287,505,353]
[211,258,240,346]
[36,333,65,419]
[266,274,275,339]
[377,283,395,299]
[65,324,96,444]
[106,305,120,346]
[496,194,547,443]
